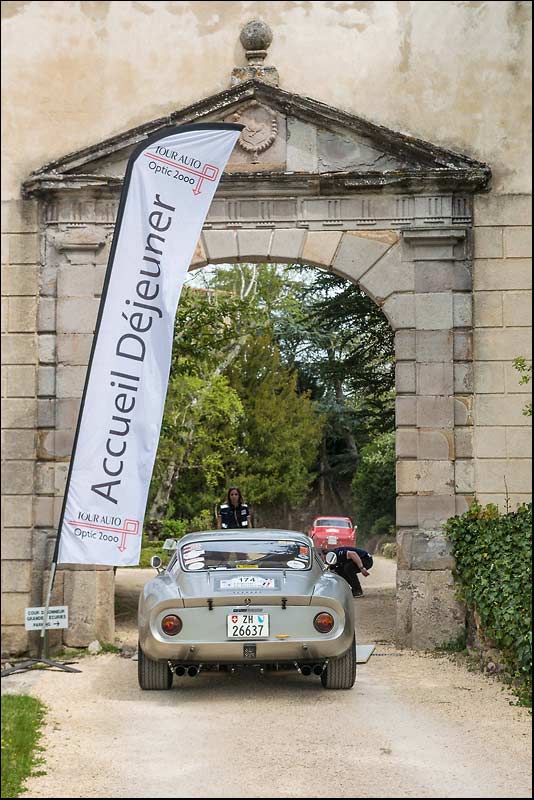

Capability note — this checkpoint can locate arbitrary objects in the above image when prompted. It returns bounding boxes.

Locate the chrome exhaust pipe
[187,666,199,677]
[175,665,186,677]
[313,664,324,676]
[300,665,312,676]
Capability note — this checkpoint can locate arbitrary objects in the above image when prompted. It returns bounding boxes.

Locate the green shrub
[444,502,532,704]
[370,514,395,538]
[381,542,397,559]
[187,509,215,532]
[161,519,187,539]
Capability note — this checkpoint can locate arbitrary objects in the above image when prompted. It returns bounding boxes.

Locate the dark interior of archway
[144,261,396,555]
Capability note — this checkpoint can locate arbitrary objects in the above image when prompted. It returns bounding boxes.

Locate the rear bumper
[139,604,353,663]
[140,636,351,663]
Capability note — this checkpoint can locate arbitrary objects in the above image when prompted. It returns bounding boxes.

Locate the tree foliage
[271,266,395,513]
[151,372,244,521]
[148,270,324,528]
[278,266,394,402]
[147,261,395,534]
[227,335,324,508]
[351,432,396,536]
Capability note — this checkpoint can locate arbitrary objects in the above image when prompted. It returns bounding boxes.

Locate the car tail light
[161,614,182,635]
[313,612,335,633]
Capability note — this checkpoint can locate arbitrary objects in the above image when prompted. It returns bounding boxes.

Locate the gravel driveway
[6,557,531,798]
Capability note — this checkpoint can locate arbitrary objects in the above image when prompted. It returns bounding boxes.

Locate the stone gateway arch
[9,71,493,654]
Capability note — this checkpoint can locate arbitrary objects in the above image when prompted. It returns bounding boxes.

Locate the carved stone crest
[227,101,278,163]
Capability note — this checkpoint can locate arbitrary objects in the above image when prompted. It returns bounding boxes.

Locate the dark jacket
[219,502,250,529]
[333,546,373,571]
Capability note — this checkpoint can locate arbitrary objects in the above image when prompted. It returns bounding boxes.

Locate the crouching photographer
[321,544,373,597]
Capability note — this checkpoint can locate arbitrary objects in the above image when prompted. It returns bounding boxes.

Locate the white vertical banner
[57,123,242,566]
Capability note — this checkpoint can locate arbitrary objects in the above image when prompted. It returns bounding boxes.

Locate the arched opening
[114,237,404,651]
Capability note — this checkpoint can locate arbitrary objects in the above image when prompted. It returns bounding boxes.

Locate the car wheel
[137,641,173,690]
[320,635,356,689]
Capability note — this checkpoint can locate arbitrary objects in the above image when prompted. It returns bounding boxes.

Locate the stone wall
[473,195,532,510]
[1,200,40,654]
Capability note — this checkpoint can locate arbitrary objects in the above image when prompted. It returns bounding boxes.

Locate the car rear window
[314,519,351,528]
[180,539,311,571]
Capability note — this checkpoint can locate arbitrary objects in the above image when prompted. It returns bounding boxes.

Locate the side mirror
[150,555,162,571]
[325,551,337,566]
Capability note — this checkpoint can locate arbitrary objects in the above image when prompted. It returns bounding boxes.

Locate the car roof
[312,516,351,522]
[178,528,312,545]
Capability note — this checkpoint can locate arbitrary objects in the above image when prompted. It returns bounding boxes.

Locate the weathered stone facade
[1,2,531,655]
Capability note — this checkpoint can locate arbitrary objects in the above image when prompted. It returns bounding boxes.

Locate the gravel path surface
[5,557,531,798]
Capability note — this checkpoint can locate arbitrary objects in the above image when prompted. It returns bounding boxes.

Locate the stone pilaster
[395,229,470,649]
[32,223,115,651]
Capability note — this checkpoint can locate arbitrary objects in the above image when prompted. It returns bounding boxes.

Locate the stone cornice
[25,167,487,199]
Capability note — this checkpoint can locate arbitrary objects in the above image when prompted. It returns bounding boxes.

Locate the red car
[308,516,356,551]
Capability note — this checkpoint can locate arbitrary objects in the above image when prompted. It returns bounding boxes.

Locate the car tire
[138,641,173,690]
[320,635,356,689]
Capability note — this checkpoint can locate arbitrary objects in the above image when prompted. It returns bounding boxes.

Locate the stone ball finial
[240,19,273,54]
[232,19,278,86]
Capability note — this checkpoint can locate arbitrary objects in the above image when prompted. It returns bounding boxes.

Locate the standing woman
[217,487,251,529]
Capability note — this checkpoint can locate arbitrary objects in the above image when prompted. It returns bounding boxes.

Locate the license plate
[227,613,269,639]
[327,536,338,544]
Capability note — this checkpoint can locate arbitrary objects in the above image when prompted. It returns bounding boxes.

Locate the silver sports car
[137,529,356,690]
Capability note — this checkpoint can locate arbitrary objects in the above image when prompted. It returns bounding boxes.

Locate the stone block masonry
[1,199,40,655]
[472,195,532,510]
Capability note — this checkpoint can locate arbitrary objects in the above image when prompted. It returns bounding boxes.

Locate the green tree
[275,266,395,502]
[148,286,249,523]
[278,266,394,403]
[351,431,396,536]
[227,333,324,510]
[148,271,324,527]
[148,372,243,521]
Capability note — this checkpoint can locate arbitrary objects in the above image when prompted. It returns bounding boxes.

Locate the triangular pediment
[23,80,490,195]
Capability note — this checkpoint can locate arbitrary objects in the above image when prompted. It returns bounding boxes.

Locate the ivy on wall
[513,356,532,417]
[444,502,532,704]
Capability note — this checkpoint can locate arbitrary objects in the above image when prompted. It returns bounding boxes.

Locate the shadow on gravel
[94,655,361,705]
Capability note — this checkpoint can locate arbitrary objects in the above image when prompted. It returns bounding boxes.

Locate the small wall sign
[24,606,69,630]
